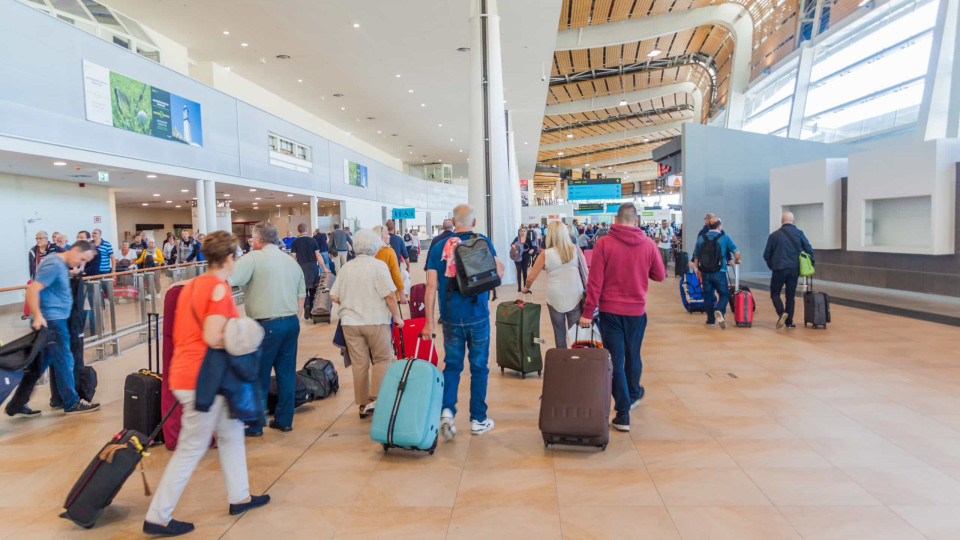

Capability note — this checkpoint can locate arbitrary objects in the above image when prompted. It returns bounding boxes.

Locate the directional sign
[391,207,415,220]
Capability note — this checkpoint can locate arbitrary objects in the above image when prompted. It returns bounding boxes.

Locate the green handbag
[799,251,815,277]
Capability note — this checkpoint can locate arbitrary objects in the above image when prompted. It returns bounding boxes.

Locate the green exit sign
[97,171,109,183]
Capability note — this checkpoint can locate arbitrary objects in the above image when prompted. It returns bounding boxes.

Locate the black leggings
[515,261,528,291]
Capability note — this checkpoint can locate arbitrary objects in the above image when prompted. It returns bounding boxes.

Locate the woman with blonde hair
[522,220,587,348]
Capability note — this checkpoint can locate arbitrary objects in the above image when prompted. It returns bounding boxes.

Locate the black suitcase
[61,407,176,528]
[123,313,162,443]
[673,250,688,277]
[267,374,313,414]
[803,277,831,329]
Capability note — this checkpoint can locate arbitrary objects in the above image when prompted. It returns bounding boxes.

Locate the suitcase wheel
[538,370,542,377]
[520,372,526,379]
[500,367,504,374]
[382,444,389,453]
[429,436,438,455]
[600,444,607,451]
[544,441,550,448]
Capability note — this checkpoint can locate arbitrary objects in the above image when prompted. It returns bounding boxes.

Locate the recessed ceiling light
[255,197,262,200]
[181,189,189,192]
[175,205,181,208]
[619,99,628,106]
[298,79,303,83]
[152,193,160,197]
[340,106,346,110]
[558,151,564,156]
[352,23,360,28]
[450,138,454,142]
[53,161,66,166]
[459,149,463,152]
[647,48,662,57]
[524,142,528,145]
[302,202,308,205]
[287,193,293,197]
[644,138,650,142]
[192,196,197,200]
[566,133,573,138]
[146,174,157,178]
[249,188,256,192]
[276,204,282,207]
[165,200,172,203]
[241,42,248,47]
[141,203,149,206]
[377,130,382,134]
[438,123,443,127]
[222,30,230,35]
[395,74,401,78]
[408,89,414,93]
[585,163,590,166]
[420,103,426,107]
[224,193,231,197]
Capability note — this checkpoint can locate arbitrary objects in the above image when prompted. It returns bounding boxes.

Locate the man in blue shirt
[763,212,814,329]
[385,220,410,272]
[424,219,454,271]
[692,218,741,329]
[7,241,101,418]
[92,228,114,275]
[313,228,331,272]
[423,205,504,439]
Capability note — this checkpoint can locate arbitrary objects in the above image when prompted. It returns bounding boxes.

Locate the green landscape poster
[344,159,369,188]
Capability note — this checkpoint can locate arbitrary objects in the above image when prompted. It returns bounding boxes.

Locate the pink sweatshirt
[582,224,666,318]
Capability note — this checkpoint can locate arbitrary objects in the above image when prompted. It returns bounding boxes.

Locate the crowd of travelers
[9,201,815,536]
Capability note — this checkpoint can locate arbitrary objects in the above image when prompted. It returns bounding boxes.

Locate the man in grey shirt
[229,222,305,435]
[331,223,353,274]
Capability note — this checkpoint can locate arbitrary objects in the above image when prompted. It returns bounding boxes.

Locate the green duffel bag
[495,297,543,379]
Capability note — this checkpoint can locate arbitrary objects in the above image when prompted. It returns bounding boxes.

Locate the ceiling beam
[554,4,752,129]
[543,104,692,134]
[542,121,685,151]
[579,152,653,168]
[546,82,702,129]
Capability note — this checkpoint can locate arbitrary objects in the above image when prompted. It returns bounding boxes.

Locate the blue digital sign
[576,203,604,215]
[391,208,416,220]
[567,178,621,201]
[605,203,621,214]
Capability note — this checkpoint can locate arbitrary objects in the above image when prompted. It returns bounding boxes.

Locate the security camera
[540,74,547,82]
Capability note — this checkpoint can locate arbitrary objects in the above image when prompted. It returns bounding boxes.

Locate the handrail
[0,260,206,293]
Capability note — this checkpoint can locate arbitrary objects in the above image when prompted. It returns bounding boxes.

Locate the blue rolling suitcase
[679,271,706,313]
[0,368,24,405]
[370,339,443,454]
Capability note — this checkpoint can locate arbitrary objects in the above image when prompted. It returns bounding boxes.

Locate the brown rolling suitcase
[538,347,612,450]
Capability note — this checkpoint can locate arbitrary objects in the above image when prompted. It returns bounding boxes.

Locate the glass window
[137,45,160,63]
[80,0,128,34]
[114,11,156,46]
[743,58,799,135]
[49,0,91,20]
[801,0,937,143]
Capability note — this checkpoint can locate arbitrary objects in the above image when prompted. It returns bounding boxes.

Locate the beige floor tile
[805,437,929,468]
[779,506,927,540]
[841,466,960,505]
[222,506,346,539]
[332,506,452,540]
[667,506,802,540]
[649,468,771,506]
[890,506,960,540]
[743,467,880,506]
[636,439,739,469]
[560,506,681,540]
[455,468,557,508]
[447,504,561,540]
[356,466,462,507]
[463,424,554,470]
[555,468,662,507]
[720,438,832,468]
[703,416,798,440]
[888,437,960,468]
[266,469,373,507]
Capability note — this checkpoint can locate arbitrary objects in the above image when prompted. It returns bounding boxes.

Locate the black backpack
[298,357,340,400]
[451,234,501,297]
[697,231,725,274]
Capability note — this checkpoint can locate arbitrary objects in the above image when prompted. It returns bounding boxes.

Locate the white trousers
[145,390,250,525]
[334,252,348,273]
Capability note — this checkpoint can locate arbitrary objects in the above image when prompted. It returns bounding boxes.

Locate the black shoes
[229,494,271,515]
[64,401,100,415]
[268,420,292,432]
[143,519,195,537]
[6,406,41,418]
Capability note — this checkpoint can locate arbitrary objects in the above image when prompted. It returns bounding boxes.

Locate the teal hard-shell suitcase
[370,357,443,454]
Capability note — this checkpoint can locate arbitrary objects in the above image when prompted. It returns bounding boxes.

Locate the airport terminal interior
[1,0,960,538]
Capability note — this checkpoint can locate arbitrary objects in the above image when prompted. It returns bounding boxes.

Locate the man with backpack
[692,217,741,329]
[763,212,814,329]
[423,204,504,440]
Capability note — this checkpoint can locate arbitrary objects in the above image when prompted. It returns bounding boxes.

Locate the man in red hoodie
[579,203,665,432]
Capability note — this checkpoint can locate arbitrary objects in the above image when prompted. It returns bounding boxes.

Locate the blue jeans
[441,318,490,422]
[701,271,730,322]
[7,319,79,412]
[597,313,647,419]
[320,252,331,272]
[253,316,300,431]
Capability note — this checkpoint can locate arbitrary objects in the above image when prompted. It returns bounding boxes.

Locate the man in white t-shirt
[654,220,675,271]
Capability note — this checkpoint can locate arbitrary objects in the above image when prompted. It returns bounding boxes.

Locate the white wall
[141,23,190,76]
[0,173,114,305]
[769,158,847,250]
[346,200,386,231]
[116,206,193,241]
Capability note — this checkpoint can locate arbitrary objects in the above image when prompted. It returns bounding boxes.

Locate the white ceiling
[103,0,561,180]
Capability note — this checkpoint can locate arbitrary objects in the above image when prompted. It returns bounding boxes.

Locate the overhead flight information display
[577,203,604,214]
[567,178,621,201]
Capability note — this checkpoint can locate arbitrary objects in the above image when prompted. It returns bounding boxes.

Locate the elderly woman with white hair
[330,228,404,418]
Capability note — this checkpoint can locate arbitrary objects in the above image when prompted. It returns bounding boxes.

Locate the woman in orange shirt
[372,225,407,304]
[144,231,270,537]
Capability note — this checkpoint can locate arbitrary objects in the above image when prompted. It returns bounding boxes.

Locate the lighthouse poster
[83,60,203,147]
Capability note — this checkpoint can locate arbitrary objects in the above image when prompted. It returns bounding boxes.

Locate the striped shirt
[96,240,114,274]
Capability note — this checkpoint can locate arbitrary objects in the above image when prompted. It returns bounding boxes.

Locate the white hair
[352,228,383,257]
[371,224,389,242]
[452,204,474,228]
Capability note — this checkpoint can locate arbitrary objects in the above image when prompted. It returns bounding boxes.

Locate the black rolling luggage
[803,277,831,329]
[61,407,176,529]
[673,249,688,277]
[123,313,162,443]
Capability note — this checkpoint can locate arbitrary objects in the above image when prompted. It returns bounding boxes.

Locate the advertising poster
[344,159,369,188]
[83,60,203,147]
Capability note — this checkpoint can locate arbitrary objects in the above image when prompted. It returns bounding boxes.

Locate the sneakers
[64,400,100,415]
[6,406,41,418]
[143,519,195,537]
[229,494,270,516]
[611,414,630,432]
[716,311,726,329]
[363,401,376,416]
[777,312,788,329]
[439,408,457,440]
[471,418,495,435]
[629,386,646,410]
[268,420,291,432]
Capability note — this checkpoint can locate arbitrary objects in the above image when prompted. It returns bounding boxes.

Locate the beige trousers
[342,324,396,405]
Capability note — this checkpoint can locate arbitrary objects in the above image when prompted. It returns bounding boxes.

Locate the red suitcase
[161,284,183,450]
[391,318,439,366]
[729,264,754,328]
[408,283,426,319]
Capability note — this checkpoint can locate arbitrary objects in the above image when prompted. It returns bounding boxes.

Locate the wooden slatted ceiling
[537,128,684,166]
[540,95,694,145]
[547,64,713,105]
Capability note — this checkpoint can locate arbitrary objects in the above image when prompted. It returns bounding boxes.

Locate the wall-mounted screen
[605,203,621,214]
[344,159,368,188]
[567,178,621,200]
[83,60,203,147]
[576,203,604,215]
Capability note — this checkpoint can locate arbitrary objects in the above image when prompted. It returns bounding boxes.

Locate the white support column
[506,110,522,212]
[203,180,217,233]
[194,179,207,235]
[787,44,816,139]
[918,0,960,140]
[309,195,319,232]
[469,0,518,284]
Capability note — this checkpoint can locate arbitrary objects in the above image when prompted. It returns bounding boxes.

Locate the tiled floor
[2,265,960,539]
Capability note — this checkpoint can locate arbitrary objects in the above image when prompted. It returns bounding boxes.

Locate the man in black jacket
[763,212,814,329]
